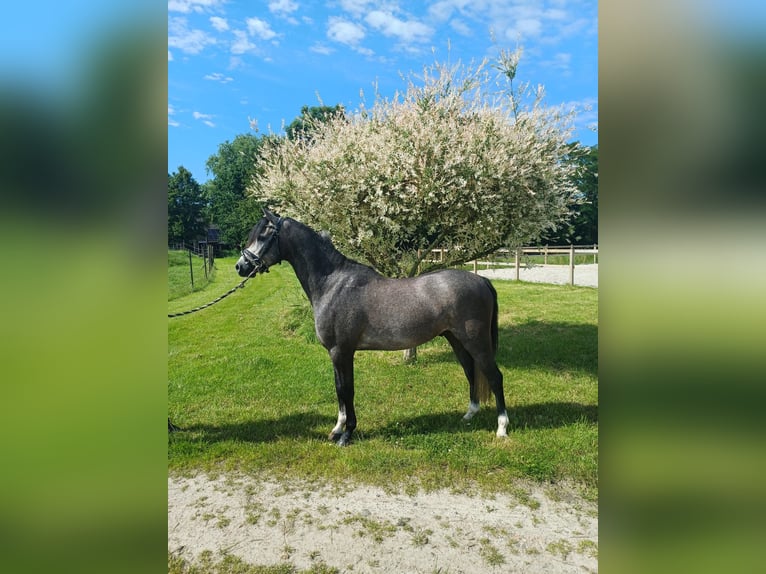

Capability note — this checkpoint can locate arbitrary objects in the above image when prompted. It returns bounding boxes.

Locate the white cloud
[169,17,216,54]
[209,16,229,31]
[168,104,180,127]
[269,0,298,16]
[365,10,433,44]
[310,42,335,55]
[168,50,173,61]
[541,52,572,75]
[168,0,224,14]
[544,8,567,21]
[449,18,472,36]
[327,17,366,46]
[247,17,278,41]
[507,17,542,39]
[560,18,592,38]
[553,52,571,66]
[192,111,216,127]
[338,0,375,17]
[204,72,234,83]
[231,30,257,54]
[429,0,471,22]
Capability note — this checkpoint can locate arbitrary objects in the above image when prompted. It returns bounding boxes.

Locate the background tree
[168,166,207,243]
[542,144,598,245]
[569,144,598,245]
[285,104,346,142]
[256,52,580,279]
[204,133,268,248]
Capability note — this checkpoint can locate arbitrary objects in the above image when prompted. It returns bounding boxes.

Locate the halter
[241,217,283,274]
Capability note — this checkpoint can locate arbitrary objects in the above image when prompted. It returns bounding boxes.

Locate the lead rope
[168,267,258,318]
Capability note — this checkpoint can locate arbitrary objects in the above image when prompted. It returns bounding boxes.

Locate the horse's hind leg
[474,355,509,437]
[443,332,480,421]
[452,332,509,437]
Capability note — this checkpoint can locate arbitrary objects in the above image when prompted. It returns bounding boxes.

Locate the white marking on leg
[331,409,346,435]
[496,411,509,437]
[463,401,480,421]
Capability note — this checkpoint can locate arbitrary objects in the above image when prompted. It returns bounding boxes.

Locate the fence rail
[424,244,598,285]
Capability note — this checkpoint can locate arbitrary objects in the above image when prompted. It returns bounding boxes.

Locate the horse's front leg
[328,347,356,446]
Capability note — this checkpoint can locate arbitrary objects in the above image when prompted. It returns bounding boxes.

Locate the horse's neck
[281,220,348,304]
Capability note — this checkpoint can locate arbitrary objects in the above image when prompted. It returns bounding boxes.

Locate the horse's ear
[262,207,278,223]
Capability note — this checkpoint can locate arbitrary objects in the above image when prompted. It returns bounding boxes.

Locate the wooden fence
[424,244,598,285]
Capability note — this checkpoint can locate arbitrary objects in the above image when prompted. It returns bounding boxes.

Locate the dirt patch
[477,263,598,288]
[169,474,597,573]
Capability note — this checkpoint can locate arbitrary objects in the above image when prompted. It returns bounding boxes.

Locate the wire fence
[168,245,216,292]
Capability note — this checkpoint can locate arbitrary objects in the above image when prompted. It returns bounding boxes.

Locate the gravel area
[476,263,598,288]
[169,474,597,574]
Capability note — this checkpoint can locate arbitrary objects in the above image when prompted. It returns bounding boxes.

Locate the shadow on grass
[179,411,329,443]
[372,401,597,439]
[421,320,597,376]
[498,320,598,375]
[174,402,596,444]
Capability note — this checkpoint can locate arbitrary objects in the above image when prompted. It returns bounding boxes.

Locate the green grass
[169,250,217,301]
[169,257,597,498]
[169,551,339,574]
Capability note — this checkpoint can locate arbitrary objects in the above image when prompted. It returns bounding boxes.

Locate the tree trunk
[402,347,418,364]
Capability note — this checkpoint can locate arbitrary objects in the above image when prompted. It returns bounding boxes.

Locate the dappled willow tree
[255,51,581,279]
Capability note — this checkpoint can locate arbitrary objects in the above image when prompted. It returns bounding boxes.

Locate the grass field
[168,250,216,301]
[168,256,598,498]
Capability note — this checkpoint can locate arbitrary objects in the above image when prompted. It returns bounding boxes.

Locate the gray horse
[236,209,508,446]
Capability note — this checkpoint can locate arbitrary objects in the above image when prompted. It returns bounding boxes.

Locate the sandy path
[169,474,597,573]
[476,263,598,288]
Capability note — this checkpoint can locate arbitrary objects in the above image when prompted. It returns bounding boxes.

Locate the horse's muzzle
[235,257,258,277]
[234,260,250,277]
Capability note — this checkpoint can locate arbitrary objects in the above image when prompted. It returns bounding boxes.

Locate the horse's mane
[294,219,379,276]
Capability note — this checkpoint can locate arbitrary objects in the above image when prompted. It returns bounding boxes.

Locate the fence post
[473,259,477,274]
[569,244,575,285]
[544,245,548,265]
[188,249,194,289]
[515,248,520,281]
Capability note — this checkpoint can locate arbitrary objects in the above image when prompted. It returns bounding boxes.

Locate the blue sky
[169,0,598,183]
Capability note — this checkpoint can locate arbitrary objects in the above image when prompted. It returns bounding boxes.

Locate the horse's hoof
[337,432,352,447]
[328,431,342,442]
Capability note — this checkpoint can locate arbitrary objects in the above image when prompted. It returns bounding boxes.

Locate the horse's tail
[476,277,499,404]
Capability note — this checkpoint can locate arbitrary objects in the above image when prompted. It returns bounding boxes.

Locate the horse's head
[235,209,284,277]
